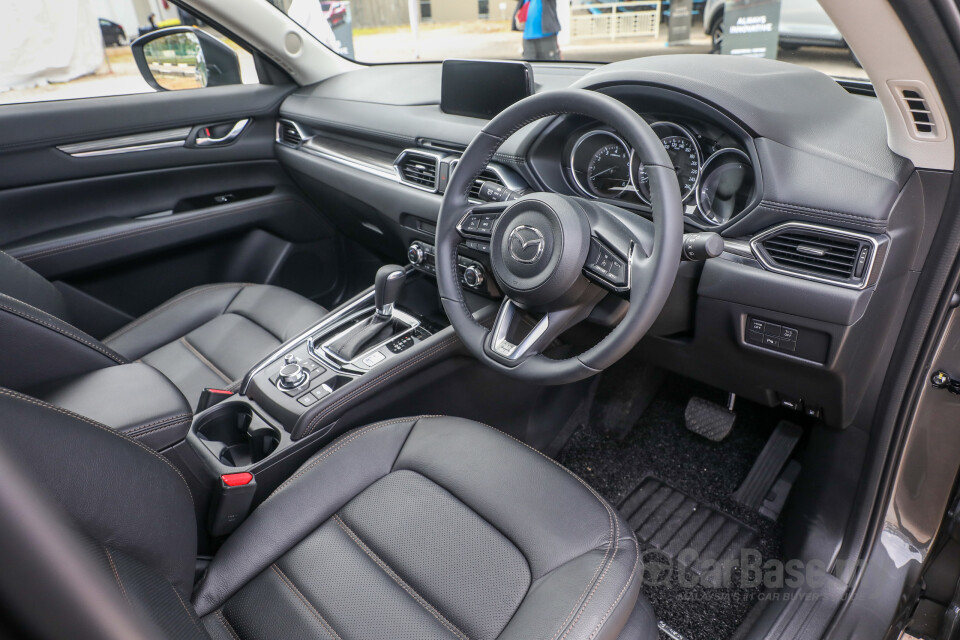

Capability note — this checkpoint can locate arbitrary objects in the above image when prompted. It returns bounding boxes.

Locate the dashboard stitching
[762,201,887,227]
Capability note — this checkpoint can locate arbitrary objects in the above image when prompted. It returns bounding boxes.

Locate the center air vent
[276,120,306,147]
[753,224,877,287]
[395,151,440,191]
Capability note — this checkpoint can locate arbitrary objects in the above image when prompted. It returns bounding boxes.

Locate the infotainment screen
[440,59,535,119]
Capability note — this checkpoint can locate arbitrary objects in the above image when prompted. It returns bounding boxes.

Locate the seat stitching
[560,511,620,640]
[0,294,126,364]
[271,564,343,640]
[588,537,641,640]
[333,514,469,640]
[168,581,206,634]
[225,309,286,343]
[123,413,193,438]
[103,546,131,605]
[180,336,233,384]
[103,283,246,343]
[0,387,194,505]
[215,609,242,640]
[434,417,620,640]
[300,336,460,437]
[265,416,437,501]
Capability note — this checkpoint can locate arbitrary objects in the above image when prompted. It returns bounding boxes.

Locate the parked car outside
[704,0,846,54]
[98,18,126,47]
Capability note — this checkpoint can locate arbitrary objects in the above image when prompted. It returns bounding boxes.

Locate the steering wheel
[436,89,683,384]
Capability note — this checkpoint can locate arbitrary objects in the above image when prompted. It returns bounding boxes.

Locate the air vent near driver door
[276,120,306,147]
[395,150,440,191]
[751,224,880,288]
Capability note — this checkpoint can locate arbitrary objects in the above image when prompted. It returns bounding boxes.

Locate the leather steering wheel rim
[436,89,683,384]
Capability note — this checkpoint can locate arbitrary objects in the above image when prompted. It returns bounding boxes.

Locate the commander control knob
[278,362,307,389]
[407,242,425,265]
[463,264,485,288]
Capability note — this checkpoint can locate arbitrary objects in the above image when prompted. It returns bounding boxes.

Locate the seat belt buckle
[208,472,256,537]
[197,388,234,413]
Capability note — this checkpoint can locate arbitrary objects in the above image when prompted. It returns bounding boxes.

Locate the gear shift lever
[327,265,407,362]
[375,265,405,318]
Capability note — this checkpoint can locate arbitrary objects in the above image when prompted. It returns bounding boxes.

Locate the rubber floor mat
[620,476,757,588]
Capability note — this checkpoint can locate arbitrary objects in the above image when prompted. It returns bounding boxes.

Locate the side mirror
[131,27,242,91]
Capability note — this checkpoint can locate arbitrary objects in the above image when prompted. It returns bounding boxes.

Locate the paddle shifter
[327,265,406,361]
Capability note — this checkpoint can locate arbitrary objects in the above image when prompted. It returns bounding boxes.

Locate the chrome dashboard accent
[58,127,191,157]
[394,148,447,192]
[748,222,886,290]
[300,138,400,181]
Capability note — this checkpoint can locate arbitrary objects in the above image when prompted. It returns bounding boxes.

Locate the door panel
[0,84,345,330]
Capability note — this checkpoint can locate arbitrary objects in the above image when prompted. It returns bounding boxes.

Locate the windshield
[267,0,867,81]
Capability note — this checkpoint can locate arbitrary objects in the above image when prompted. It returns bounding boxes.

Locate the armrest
[38,363,192,451]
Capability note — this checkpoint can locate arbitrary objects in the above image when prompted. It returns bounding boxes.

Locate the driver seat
[0,392,656,640]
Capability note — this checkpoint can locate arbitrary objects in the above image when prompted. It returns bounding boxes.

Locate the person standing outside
[513,0,561,61]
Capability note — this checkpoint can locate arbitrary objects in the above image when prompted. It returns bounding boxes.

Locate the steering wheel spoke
[456,202,510,240]
[485,298,589,365]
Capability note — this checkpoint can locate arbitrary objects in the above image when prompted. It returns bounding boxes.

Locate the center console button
[297,393,318,407]
[361,351,387,368]
[278,363,307,389]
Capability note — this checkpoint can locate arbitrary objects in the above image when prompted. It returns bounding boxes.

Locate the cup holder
[195,403,280,467]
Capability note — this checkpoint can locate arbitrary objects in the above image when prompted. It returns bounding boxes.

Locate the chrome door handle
[195,119,250,146]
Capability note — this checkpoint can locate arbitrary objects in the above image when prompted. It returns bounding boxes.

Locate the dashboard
[270,54,939,430]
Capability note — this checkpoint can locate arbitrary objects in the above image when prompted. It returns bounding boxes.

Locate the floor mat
[556,366,787,640]
[621,476,757,588]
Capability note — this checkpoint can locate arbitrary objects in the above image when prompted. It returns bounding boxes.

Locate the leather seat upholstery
[0,250,326,408]
[0,393,654,640]
[103,283,327,406]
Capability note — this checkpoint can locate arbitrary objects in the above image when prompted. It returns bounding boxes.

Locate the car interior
[2,1,960,639]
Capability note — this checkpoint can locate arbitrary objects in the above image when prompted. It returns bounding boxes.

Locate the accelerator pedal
[734,420,803,513]
[684,395,736,442]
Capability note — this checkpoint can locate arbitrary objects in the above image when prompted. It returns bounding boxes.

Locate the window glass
[0,3,258,106]
[266,0,867,82]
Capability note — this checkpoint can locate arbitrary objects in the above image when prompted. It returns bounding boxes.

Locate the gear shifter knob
[375,265,405,317]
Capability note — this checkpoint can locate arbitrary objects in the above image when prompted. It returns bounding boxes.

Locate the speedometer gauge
[631,123,702,204]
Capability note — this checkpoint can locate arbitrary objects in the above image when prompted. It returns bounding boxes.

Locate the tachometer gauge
[631,123,702,204]
[586,143,632,199]
[570,130,635,200]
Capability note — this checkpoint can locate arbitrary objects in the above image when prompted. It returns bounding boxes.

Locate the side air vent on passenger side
[395,150,440,191]
[276,120,306,147]
[751,224,879,288]
[889,81,946,141]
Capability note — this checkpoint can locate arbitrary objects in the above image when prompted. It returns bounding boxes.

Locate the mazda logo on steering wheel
[508,225,545,264]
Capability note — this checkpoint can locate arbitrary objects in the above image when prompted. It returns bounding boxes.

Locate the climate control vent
[395,150,440,191]
[889,81,946,141]
[752,224,878,287]
[276,120,306,147]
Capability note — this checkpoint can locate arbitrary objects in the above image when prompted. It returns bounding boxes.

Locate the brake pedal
[684,396,736,442]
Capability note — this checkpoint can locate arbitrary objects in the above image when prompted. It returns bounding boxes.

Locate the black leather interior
[37,363,193,451]
[0,244,328,410]
[103,283,328,407]
[0,393,651,640]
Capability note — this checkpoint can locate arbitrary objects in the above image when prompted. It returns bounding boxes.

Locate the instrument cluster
[564,119,758,227]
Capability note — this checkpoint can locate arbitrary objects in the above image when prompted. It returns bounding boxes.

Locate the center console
[170,265,475,540]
